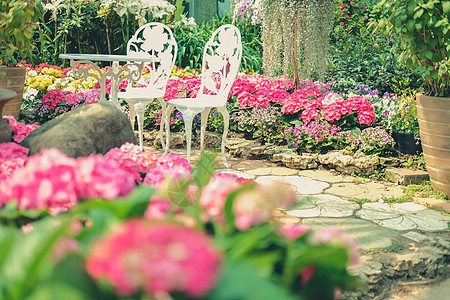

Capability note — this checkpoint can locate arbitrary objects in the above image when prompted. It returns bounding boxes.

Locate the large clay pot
[416,93,450,197]
[0,66,26,119]
[0,89,17,143]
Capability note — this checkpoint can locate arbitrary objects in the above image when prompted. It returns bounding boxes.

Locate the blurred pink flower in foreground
[277,223,310,241]
[233,181,297,230]
[0,148,77,212]
[74,154,136,200]
[0,142,29,182]
[86,220,221,297]
[308,228,360,265]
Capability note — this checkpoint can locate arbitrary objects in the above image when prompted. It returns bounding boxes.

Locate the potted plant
[0,0,43,119]
[389,92,422,155]
[377,0,450,196]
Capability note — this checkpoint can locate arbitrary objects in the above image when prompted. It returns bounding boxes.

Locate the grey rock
[21,102,137,157]
[0,118,11,143]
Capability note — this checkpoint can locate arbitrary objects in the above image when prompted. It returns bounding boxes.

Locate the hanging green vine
[261,0,333,87]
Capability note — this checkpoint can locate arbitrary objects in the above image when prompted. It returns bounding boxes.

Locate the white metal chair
[118,22,178,150]
[164,24,242,168]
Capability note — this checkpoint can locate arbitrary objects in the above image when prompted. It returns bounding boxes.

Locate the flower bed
[19,63,401,157]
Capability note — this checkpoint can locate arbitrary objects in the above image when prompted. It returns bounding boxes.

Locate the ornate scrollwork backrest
[126,22,178,94]
[199,24,242,105]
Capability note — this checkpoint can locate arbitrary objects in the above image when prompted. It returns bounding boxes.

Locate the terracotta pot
[416,93,450,197]
[0,66,26,119]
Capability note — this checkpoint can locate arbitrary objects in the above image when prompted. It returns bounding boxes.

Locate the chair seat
[168,95,226,108]
[118,86,165,101]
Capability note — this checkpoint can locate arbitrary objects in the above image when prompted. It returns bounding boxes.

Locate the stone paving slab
[297,169,354,183]
[356,202,450,232]
[246,167,298,176]
[326,181,405,201]
[287,194,360,218]
[302,217,398,249]
[255,175,329,194]
[385,168,430,185]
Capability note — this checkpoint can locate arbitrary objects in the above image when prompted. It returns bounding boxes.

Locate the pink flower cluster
[18,62,71,77]
[230,75,329,109]
[104,142,191,186]
[163,76,201,100]
[86,220,221,297]
[199,173,245,224]
[0,148,136,213]
[0,142,29,182]
[284,90,376,125]
[3,115,39,143]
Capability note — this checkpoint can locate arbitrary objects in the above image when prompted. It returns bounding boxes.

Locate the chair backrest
[126,22,178,94]
[198,24,242,106]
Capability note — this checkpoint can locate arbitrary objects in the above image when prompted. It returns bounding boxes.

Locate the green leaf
[204,260,296,300]
[414,8,424,19]
[193,152,217,189]
[0,216,71,300]
[443,2,450,15]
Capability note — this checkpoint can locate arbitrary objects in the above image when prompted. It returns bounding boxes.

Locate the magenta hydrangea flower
[0,148,78,212]
[74,154,136,200]
[86,220,222,297]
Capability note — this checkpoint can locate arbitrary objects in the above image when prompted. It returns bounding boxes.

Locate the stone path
[145,147,449,299]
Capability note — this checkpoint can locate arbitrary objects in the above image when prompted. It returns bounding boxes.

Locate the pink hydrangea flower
[74,154,136,200]
[84,89,101,104]
[143,153,192,188]
[276,224,310,241]
[144,196,172,219]
[300,108,320,124]
[357,111,376,125]
[0,148,77,212]
[86,220,222,296]
[199,173,243,224]
[0,143,29,182]
[3,115,40,143]
[104,143,150,183]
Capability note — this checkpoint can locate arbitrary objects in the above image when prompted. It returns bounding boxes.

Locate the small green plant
[381,196,409,204]
[404,181,448,200]
[384,239,406,253]
[350,198,372,205]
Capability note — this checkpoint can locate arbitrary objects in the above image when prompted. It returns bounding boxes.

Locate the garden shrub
[328,0,422,93]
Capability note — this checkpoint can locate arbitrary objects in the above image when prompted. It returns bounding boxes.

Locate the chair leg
[217,105,230,169]
[157,98,166,150]
[134,102,146,151]
[179,108,197,163]
[200,108,212,153]
[129,103,136,131]
[164,103,175,155]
